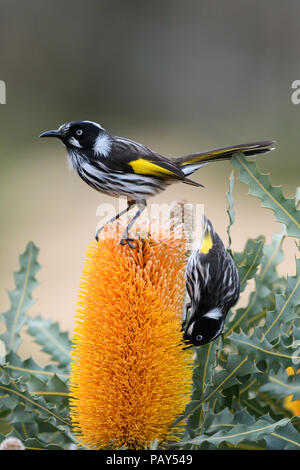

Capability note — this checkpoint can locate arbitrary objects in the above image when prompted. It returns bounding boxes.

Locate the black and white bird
[40,120,274,248]
[183,216,240,347]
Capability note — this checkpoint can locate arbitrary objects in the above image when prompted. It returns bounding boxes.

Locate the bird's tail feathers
[177,140,275,176]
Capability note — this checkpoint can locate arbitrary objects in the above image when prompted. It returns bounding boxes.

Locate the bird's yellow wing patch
[200,230,213,254]
[129,158,180,177]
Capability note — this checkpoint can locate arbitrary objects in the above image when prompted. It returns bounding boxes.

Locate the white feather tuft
[182,162,208,176]
[93,134,112,157]
[203,308,223,320]
[68,137,82,148]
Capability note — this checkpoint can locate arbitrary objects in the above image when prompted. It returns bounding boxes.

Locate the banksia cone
[169,200,194,249]
[70,217,193,449]
[284,367,300,416]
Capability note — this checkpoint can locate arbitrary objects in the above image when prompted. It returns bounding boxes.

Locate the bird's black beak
[39,129,63,139]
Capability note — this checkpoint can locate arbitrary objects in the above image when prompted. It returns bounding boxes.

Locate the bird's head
[39,120,111,156]
[184,308,225,346]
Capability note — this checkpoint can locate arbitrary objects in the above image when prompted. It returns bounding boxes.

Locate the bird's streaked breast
[67,149,165,199]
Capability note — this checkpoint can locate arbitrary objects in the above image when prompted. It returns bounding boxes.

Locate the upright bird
[40,120,274,248]
[183,216,240,347]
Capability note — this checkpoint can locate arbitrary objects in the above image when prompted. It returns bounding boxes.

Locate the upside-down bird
[40,120,274,248]
[183,216,240,347]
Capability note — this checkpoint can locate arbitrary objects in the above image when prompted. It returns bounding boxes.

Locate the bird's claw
[120,237,138,249]
[95,225,105,242]
[120,236,145,249]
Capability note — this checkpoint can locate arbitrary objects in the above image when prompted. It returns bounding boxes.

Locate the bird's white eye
[196,334,203,342]
[76,129,83,136]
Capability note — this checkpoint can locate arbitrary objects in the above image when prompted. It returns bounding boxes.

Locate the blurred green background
[0,0,299,356]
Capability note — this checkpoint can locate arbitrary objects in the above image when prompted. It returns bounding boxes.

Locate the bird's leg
[120,200,146,249]
[95,200,136,241]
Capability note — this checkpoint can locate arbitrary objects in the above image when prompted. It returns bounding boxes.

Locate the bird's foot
[120,235,145,249]
[120,237,139,249]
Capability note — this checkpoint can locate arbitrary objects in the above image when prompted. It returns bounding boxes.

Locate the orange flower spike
[70,222,193,449]
[283,367,300,416]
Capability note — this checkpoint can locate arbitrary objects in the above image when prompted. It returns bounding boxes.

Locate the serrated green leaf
[260,260,300,342]
[259,369,300,401]
[3,352,69,382]
[1,242,40,353]
[262,295,297,343]
[200,355,258,403]
[24,437,65,450]
[229,330,300,370]
[177,354,255,431]
[27,315,71,367]
[232,153,300,238]
[259,229,286,287]
[0,429,24,444]
[185,339,221,436]
[265,423,300,450]
[0,366,71,433]
[226,170,235,253]
[8,404,38,425]
[203,407,257,438]
[240,396,274,420]
[225,229,288,337]
[11,421,38,442]
[27,373,69,407]
[233,235,265,291]
[225,279,273,337]
[179,415,290,447]
[0,417,12,436]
